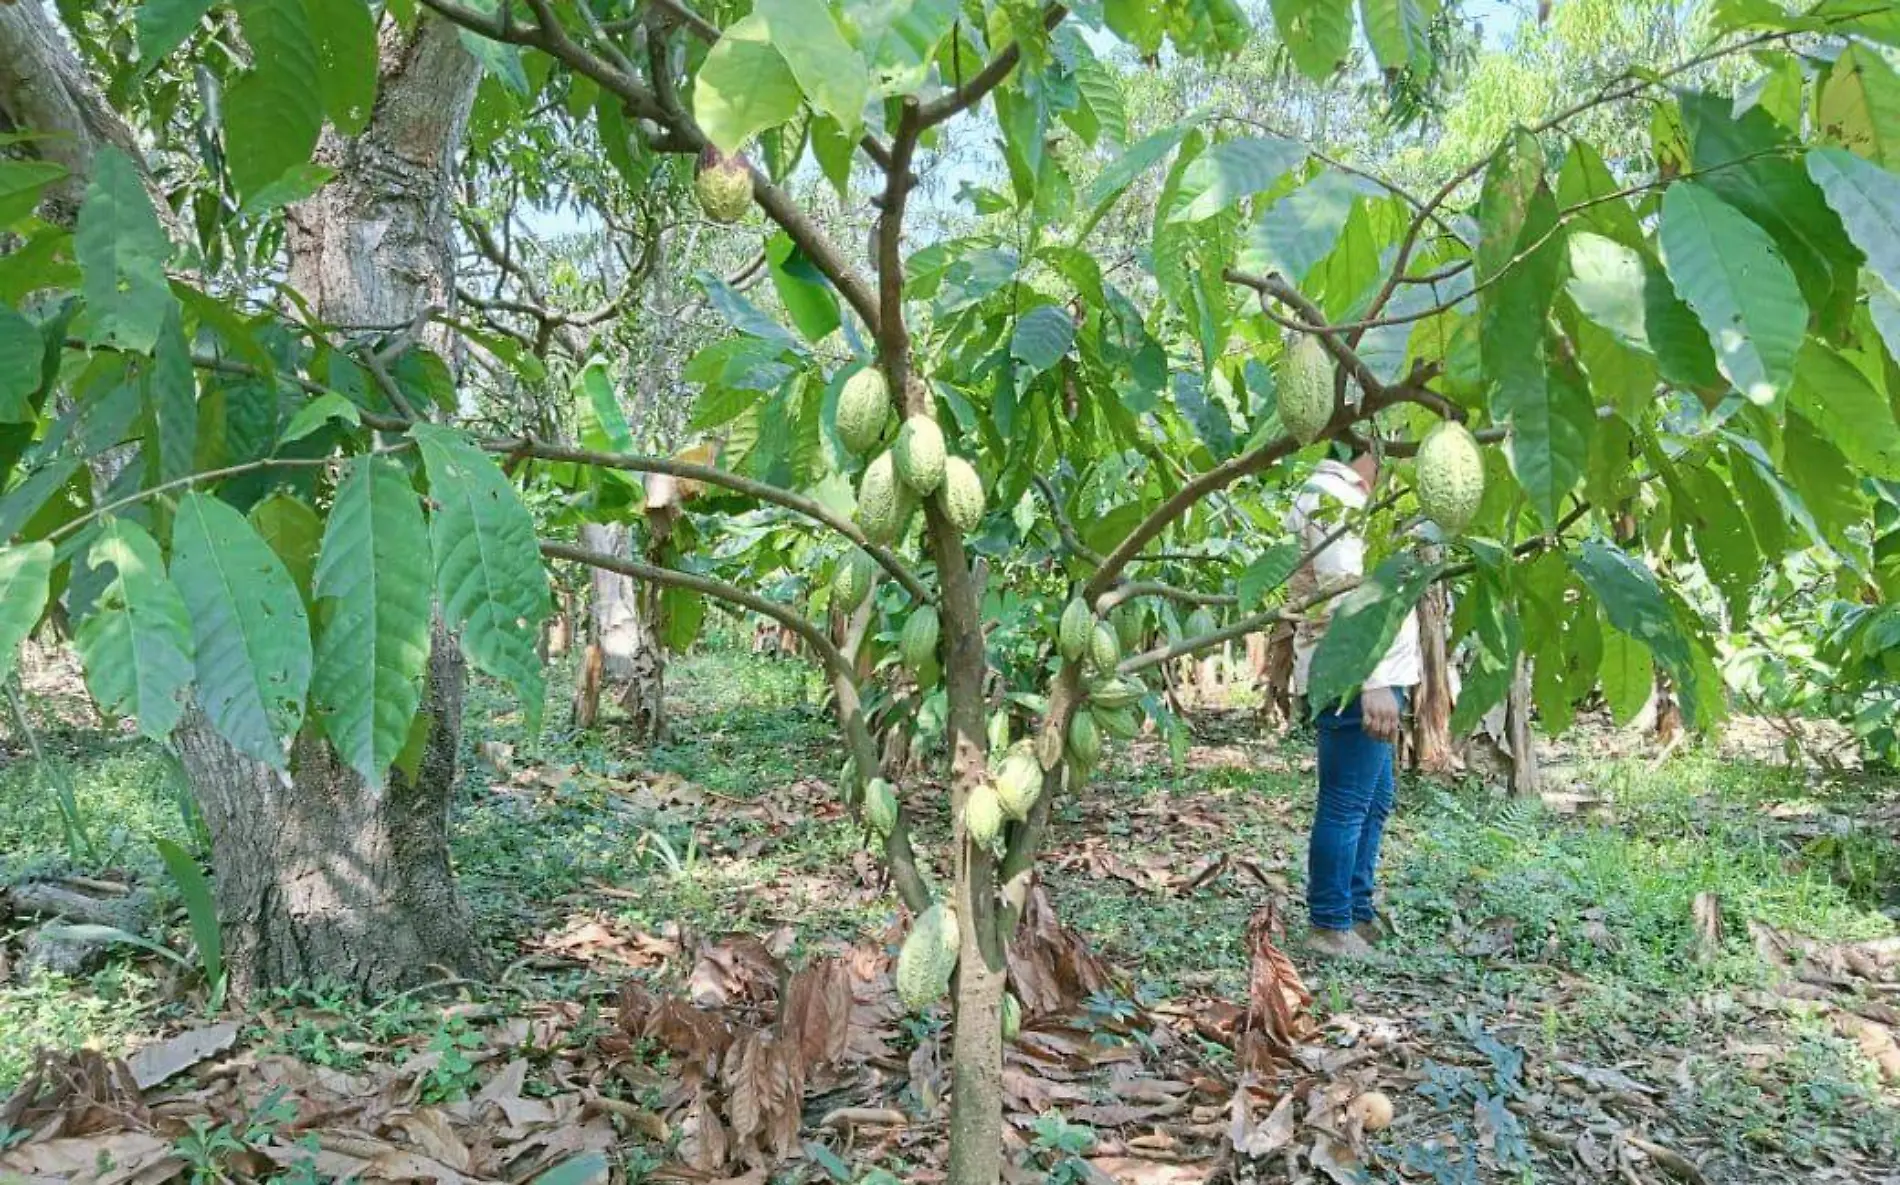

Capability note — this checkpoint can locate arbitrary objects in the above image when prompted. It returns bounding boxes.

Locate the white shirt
[1283,460,1420,695]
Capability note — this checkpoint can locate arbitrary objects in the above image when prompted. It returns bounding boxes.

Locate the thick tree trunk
[1506,654,1539,797]
[1412,571,1460,775]
[0,1,150,221]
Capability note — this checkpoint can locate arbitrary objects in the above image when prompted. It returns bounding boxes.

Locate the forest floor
[2,648,1898,1184]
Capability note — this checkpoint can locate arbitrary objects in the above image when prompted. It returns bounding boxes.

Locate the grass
[2,649,1896,1177]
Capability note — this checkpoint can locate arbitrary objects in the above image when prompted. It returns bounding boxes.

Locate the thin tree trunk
[581,522,639,678]
[1412,564,1460,774]
[1506,654,1539,798]
[619,574,665,744]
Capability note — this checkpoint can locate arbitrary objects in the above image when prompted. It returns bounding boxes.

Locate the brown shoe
[1353,920,1385,946]
[1306,927,1376,960]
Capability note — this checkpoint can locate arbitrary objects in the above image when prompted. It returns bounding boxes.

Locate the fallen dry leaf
[126,1021,240,1090]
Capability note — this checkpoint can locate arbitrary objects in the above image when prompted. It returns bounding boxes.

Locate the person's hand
[1361,686,1401,743]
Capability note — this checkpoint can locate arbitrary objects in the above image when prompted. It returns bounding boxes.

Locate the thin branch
[46,454,375,544]
[916,4,1069,129]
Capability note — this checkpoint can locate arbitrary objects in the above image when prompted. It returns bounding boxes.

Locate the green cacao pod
[896,903,960,1011]
[893,415,947,496]
[1002,992,1022,1042]
[987,709,1011,754]
[900,605,941,672]
[939,456,985,533]
[1088,621,1121,674]
[858,451,905,544]
[965,782,1004,847]
[693,148,753,223]
[1067,708,1103,768]
[995,743,1043,820]
[864,777,897,839]
[837,369,892,455]
[1035,719,1065,771]
[1088,677,1143,711]
[1185,607,1217,639]
[1415,421,1485,533]
[831,549,878,611]
[1058,598,1093,663]
[838,756,858,800]
[1279,333,1335,445]
[1113,606,1143,656]
[1094,705,1140,739]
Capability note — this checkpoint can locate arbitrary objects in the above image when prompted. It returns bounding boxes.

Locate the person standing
[1285,445,1419,959]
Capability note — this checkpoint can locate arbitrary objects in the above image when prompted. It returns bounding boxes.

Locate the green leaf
[1011,305,1075,373]
[1167,136,1306,223]
[310,456,433,789]
[1238,170,1378,281]
[1080,123,1192,231]
[767,233,841,343]
[1270,0,1353,81]
[1072,50,1128,149]
[1238,542,1301,612]
[0,305,42,422]
[756,0,868,137]
[154,838,223,1004]
[171,493,312,767]
[1556,139,1642,248]
[661,584,704,653]
[851,0,958,96]
[1568,541,1703,727]
[0,158,67,226]
[1818,46,1900,167]
[1565,233,1650,351]
[1598,627,1652,728]
[531,1152,609,1185]
[1657,182,1806,406]
[248,492,323,603]
[0,542,53,686]
[1675,463,1760,622]
[1790,339,1900,480]
[73,519,196,740]
[1449,575,1519,735]
[459,29,532,95]
[145,307,197,485]
[693,14,802,156]
[1477,130,1543,286]
[1807,147,1900,294]
[410,424,550,732]
[1307,554,1443,711]
[226,0,324,197]
[136,0,217,72]
[1359,0,1433,73]
[76,147,175,353]
[575,360,634,454]
[280,393,361,444]
[305,0,380,135]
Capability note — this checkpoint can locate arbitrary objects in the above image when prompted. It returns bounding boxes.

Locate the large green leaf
[1657,182,1806,406]
[1072,49,1128,149]
[170,492,313,768]
[1167,136,1306,223]
[0,305,42,422]
[1359,0,1434,73]
[756,0,868,137]
[1790,339,1900,480]
[1568,541,1703,727]
[1238,543,1301,612]
[1079,123,1192,233]
[305,0,380,136]
[136,0,217,72]
[1556,140,1643,248]
[1807,147,1900,294]
[75,148,175,353]
[0,542,52,686]
[1269,0,1353,81]
[1819,46,1900,167]
[693,14,802,156]
[575,360,635,455]
[0,159,67,227]
[1238,170,1378,280]
[248,492,323,603]
[310,457,433,789]
[410,424,550,730]
[1449,572,1520,734]
[1011,305,1075,373]
[225,0,324,197]
[1565,233,1650,351]
[851,0,958,96]
[766,233,841,343]
[72,520,195,740]
[1674,463,1760,621]
[1597,626,1652,728]
[1477,130,1543,286]
[1307,554,1443,712]
[145,307,197,485]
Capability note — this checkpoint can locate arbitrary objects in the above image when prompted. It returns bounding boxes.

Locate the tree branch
[917,4,1068,129]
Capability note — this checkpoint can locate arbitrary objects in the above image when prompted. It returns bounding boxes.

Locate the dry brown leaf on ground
[542,916,678,968]
[689,934,785,1010]
[126,1021,240,1090]
[1006,886,1117,1018]
[1227,1079,1296,1159]
[779,958,852,1068]
[1,1048,149,1139]
[1237,905,1314,1066]
[0,1132,179,1185]
[1307,1130,1365,1184]
[1085,1156,1211,1184]
[723,1030,804,1165]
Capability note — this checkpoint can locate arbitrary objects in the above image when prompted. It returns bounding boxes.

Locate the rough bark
[175,625,477,997]
[580,522,640,678]
[1411,565,1460,775]
[1506,654,1539,798]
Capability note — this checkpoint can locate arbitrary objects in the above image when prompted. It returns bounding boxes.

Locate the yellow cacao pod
[1067,708,1102,768]
[995,743,1043,820]
[1279,333,1335,445]
[893,415,946,496]
[831,549,878,611]
[939,456,985,533]
[857,451,905,544]
[896,903,960,1011]
[1415,421,1485,533]
[837,368,892,455]
[965,782,1004,847]
[693,148,753,223]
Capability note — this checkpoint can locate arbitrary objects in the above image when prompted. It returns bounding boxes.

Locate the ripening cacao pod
[1067,708,1103,767]
[1415,421,1485,533]
[893,415,947,496]
[1002,992,1022,1041]
[1088,621,1121,673]
[1278,333,1335,445]
[1058,598,1093,662]
[832,549,878,611]
[1035,719,1065,771]
[858,451,905,544]
[896,903,960,1011]
[837,368,892,455]
[694,147,753,223]
[1088,677,1143,710]
[864,777,898,839]
[987,709,1011,754]
[900,606,940,673]
[939,456,985,533]
[965,782,1004,846]
[995,743,1043,819]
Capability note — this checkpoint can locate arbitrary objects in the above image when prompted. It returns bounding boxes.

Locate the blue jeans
[1307,689,1405,931]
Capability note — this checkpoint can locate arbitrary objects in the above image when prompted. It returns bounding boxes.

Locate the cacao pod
[900,606,941,672]
[864,777,897,839]
[896,903,960,1011]
[1058,598,1093,662]
[693,147,753,224]
[893,415,947,496]
[987,709,1011,754]
[1415,421,1485,533]
[939,455,986,533]
[1067,708,1102,767]
[1088,621,1121,673]
[837,368,892,455]
[857,451,905,544]
[1002,992,1022,1042]
[1094,705,1140,739]
[995,743,1043,819]
[1035,719,1065,770]
[831,549,878,611]
[1113,606,1143,655]
[1279,333,1335,445]
[1088,677,1143,710]
[965,782,1004,847]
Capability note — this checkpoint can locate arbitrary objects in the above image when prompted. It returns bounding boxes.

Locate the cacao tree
[5,0,1900,1180]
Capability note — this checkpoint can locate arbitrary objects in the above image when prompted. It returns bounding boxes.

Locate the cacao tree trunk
[619,575,666,745]
[1411,568,1460,774]
[581,522,640,679]
[1506,654,1539,798]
